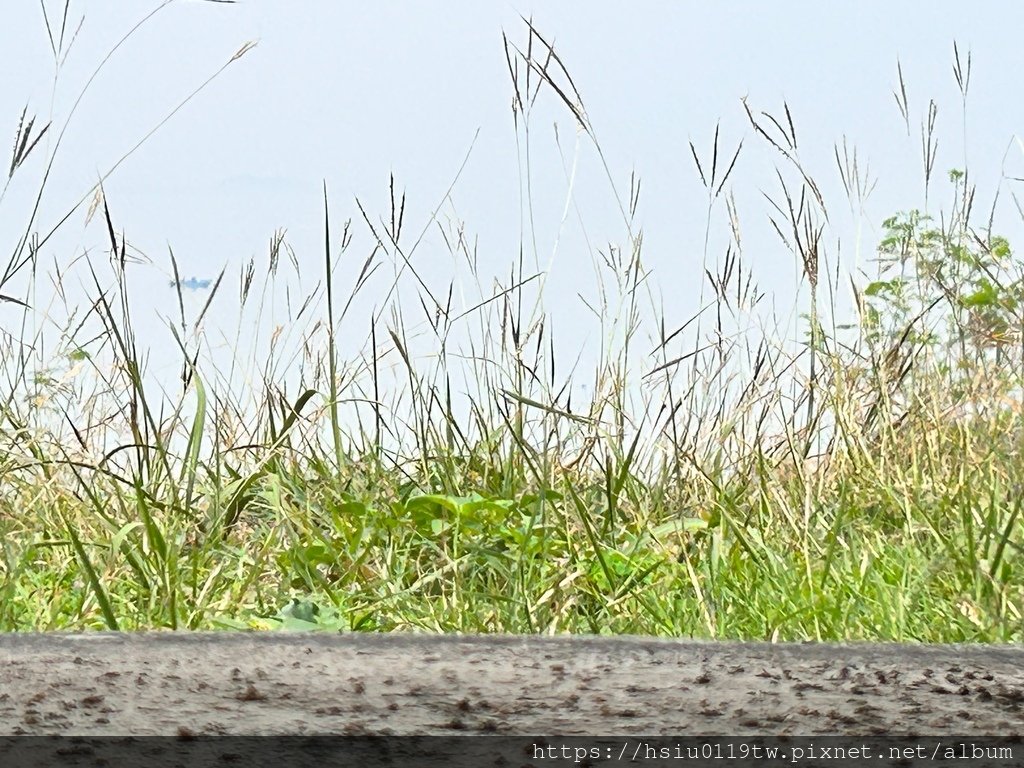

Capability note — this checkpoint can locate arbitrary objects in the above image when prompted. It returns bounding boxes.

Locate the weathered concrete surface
[0,633,1022,736]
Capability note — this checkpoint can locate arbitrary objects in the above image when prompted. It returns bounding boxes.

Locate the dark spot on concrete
[698,701,723,717]
[236,684,265,702]
[793,682,823,692]
[314,706,343,715]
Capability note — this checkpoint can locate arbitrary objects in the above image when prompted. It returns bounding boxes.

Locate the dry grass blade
[742,97,793,161]
[651,302,715,354]
[0,293,30,309]
[835,142,853,203]
[834,138,878,208]
[192,268,226,332]
[38,0,74,60]
[388,173,406,245]
[763,111,795,153]
[689,140,707,188]
[8,108,50,179]
[784,102,798,150]
[508,16,591,136]
[953,41,971,98]
[453,271,543,324]
[239,257,255,305]
[893,58,910,135]
[502,31,524,129]
[629,171,641,219]
[388,327,411,369]
[691,124,742,200]
[922,100,938,200]
[711,122,721,187]
[714,140,743,199]
[500,389,594,425]
[230,40,257,63]
[643,342,718,378]
[744,101,827,220]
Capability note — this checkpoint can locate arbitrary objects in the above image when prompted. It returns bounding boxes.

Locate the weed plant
[0,10,1021,641]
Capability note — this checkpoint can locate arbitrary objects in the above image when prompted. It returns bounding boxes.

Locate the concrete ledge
[1,633,1022,735]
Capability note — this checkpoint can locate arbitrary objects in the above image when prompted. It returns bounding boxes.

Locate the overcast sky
[3,2,1024,412]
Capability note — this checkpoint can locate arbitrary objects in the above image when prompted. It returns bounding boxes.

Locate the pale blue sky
[3,2,1024,417]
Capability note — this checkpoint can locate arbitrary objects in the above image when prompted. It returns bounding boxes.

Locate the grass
[0,9,1022,641]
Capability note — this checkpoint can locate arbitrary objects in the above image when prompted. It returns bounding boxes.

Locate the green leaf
[649,518,711,539]
[864,279,900,297]
[962,281,998,308]
[280,598,319,623]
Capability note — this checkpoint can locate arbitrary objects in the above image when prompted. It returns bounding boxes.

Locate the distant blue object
[169,277,213,291]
